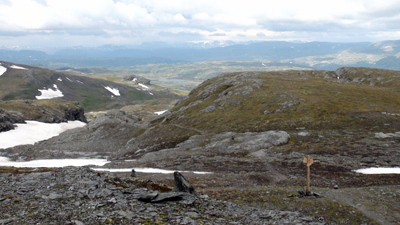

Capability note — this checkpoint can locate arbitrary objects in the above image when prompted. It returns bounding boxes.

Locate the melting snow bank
[92,167,213,174]
[10,65,27,70]
[0,64,6,76]
[0,157,211,174]
[36,84,64,99]
[0,157,108,167]
[0,120,86,149]
[375,132,400,138]
[104,86,120,96]
[354,167,400,174]
[138,83,149,89]
[154,110,167,115]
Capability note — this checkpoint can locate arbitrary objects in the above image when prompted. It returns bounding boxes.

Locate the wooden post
[303,155,314,194]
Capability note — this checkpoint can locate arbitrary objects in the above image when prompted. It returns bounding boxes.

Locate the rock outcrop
[0,108,25,132]
[0,99,86,123]
[124,75,151,85]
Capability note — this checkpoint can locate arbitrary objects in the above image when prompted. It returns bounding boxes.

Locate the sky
[1,0,400,48]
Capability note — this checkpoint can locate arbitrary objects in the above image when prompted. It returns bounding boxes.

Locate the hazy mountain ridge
[2,40,400,71]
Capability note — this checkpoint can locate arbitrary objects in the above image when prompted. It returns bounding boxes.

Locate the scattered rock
[0,167,320,224]
[298,132,310,136]
[278,100,300,107]
[200,105,216,113]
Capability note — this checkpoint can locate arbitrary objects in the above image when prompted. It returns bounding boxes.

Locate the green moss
[205,186,379,225]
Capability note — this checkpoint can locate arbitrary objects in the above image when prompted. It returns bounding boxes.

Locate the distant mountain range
[1,40,400,70]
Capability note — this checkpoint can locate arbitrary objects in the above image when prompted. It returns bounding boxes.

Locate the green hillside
[0,61,178,112]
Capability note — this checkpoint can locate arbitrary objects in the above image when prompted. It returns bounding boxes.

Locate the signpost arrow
[303,155,314,194]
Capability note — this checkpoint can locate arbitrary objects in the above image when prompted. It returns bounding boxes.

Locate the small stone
[73,220,85,225]
[334,185,338,189]
[185,211,199,218]
[107,198,117,204]
[131,169,136,178]
[0,218,15,224]
[263,110,271,114]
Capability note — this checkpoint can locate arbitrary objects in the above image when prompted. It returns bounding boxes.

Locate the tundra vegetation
[1,66,400,224]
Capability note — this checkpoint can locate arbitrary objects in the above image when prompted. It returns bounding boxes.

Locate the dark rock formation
[124,75,151,85]
[0,107,25,132]
[174,171,195,194]
[0,99,87,123]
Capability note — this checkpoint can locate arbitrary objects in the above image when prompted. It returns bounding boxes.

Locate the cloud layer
[1,0,400,47]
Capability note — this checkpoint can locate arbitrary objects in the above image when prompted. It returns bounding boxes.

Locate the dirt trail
[325,186,400,225]
[171,123,206,135]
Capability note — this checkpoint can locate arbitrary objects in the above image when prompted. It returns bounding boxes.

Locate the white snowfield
[10,65,27,70]
[92,168,212,174]
[0,65,7,77]
[36,84,64,99]
[104,86,120,96]
[354,167,400,174]
[0,120,86,149]
[0,157,108,168]
[154,110,167,115]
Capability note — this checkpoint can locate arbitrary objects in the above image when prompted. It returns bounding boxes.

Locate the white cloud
[1,0,400,46]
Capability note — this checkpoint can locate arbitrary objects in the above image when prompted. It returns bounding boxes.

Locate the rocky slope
[3,109,144,161]
[111,67,400,161]
[0,166,324,224]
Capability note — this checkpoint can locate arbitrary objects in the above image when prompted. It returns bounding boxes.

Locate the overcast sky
[1,0,400,48]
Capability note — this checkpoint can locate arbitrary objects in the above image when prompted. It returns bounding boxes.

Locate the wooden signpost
[303,155,314,194]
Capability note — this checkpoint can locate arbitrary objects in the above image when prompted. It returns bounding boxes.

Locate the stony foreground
[0,166,325,224]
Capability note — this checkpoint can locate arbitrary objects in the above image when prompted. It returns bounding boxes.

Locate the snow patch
[0,120,86,149]
[149,92,154,95]
[154,110,167,115]
[132,78,137,81]
[375,132,400,138]
[104,86,120,96]
[0,65,7,77]
[298,132,310,136]
[354,167,400,174]
[0,157,108,168]
[57,77,63,81]
[36,84,64,99]
[10,65,27,70]
[66,77,73,82]
[138,83,149,89]
[92,167,212,174]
